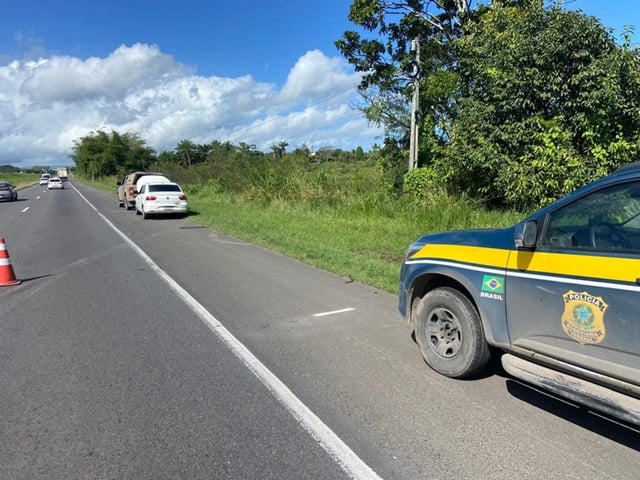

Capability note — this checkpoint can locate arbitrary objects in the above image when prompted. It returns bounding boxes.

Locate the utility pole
[408,38,421,172]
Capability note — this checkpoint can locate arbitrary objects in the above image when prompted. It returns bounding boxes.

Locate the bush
[403,166,445,202]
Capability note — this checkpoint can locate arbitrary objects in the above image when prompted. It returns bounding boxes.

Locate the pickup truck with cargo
[117,171,167,210]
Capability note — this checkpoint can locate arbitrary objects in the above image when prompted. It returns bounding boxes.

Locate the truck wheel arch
[409,274,477,325]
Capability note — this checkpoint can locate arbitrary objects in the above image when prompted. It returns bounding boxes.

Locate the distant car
[135,182,188,219]
[39,174,51,186]
[47,177,64,190]
[0,181,18,201]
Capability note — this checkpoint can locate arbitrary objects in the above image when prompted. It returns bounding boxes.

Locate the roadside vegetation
[55,2,640,291]
[183,174,523,293]
[85,158,522,293]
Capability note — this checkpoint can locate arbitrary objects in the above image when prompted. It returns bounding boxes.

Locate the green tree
[121,132,156,173]
[271,140,289,160]
[157,150,177,164]
[175,139,198,169]
[445,2,640,209]
[336,0,477,170]
[70,130,112,178]
[70,130,155,178]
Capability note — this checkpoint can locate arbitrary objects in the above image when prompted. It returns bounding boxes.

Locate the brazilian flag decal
[482,275,504,294]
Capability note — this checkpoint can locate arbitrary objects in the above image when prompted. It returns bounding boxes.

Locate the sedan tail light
[145,195,157,201]
[179,194,187,200]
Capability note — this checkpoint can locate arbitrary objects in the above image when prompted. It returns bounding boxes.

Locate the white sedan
[47,177,64,189]
[135,182,188,219]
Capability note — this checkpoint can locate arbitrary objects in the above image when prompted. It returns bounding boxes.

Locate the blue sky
[0,0,637,168]
[1,0,357,85]
[573,0,639,41]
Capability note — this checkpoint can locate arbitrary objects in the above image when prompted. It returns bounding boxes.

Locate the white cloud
[19,43,189,102]
[279,49,357,102]
[0,44,383,168]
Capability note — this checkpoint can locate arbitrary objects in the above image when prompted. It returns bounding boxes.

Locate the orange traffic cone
[0,237,22,286]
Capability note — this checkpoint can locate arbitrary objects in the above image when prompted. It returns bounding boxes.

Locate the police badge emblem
[561,290,607,345]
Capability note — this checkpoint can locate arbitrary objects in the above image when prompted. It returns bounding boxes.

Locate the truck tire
[414,287,490,379]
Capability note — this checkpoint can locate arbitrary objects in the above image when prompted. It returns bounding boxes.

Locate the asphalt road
[0,181,638,480]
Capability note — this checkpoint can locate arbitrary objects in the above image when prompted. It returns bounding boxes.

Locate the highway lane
[1,181,639,479]
[0,183,358,480]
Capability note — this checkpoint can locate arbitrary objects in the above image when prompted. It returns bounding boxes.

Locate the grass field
[1,173,41,189]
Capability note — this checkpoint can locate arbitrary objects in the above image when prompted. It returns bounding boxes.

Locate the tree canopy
[336,0,475,144]
[337,0,640,209]
[447,2,640,208]
[68,130,373,187]
[70,130,156,179]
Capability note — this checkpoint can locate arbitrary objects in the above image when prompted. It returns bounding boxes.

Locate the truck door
[504,180,640,386]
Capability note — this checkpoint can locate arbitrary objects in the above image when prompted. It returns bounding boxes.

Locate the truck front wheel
[414,287,490,379]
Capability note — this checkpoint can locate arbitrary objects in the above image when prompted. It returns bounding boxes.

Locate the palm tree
[271,140,289,160]
[175,139,197,169]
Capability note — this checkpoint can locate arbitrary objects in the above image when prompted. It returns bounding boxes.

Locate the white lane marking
[21,207,29,213]
[72,185,383,480]
[314,308,355,317]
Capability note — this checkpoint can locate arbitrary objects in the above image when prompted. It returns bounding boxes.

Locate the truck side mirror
[515,220,537,248]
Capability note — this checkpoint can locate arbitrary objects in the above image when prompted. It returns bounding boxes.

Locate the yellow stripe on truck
[412,244,510,268]
[413,244,639,284]
[507,250,639,283]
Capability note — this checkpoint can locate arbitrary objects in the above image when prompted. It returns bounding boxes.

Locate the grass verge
[1,173,41,189]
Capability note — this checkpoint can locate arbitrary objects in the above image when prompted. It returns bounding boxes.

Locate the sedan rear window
[148,184,181,192]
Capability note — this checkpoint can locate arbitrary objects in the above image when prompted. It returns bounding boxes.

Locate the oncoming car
[47,177,64,190]
[39,174,51,185]
[0,181,18,201]
[399,163,640,427]
[134,182,188,219]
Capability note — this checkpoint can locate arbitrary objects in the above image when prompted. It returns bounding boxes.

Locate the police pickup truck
[399,163,640,426]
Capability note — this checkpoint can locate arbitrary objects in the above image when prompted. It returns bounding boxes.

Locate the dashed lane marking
[314,308,356,317]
